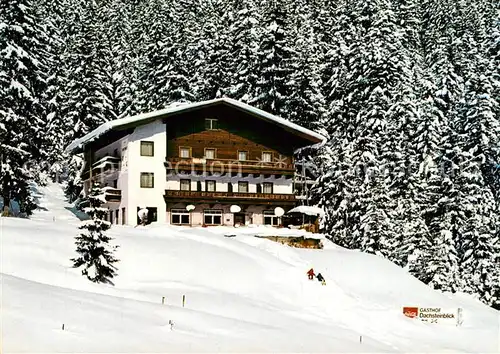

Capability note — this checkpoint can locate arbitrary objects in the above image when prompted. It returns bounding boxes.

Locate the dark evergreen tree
[191,1,233,100]
[0,0,46,215]
[250,0,294,116]
[226,0,261,101]
[285,7,326,130]
[137,0,195,111]
[100,0,138,119]
[37,0,74,179]
[61,0,111,141]
[64,154,84,203]
[317,0,413,257]
[72,182,118,284]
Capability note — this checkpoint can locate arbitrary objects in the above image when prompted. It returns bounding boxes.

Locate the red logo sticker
[403,307,419,318]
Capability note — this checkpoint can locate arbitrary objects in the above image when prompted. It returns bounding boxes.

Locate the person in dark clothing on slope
[317,272,326,286]
[307,268,315,280]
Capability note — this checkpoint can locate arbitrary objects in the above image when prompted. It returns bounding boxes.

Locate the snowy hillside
[1,184,499,353]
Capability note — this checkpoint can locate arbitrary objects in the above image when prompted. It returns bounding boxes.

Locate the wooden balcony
[164,190,297,205]
[165,157,295,176]
[81,156,121,180]
[103,188,122,202]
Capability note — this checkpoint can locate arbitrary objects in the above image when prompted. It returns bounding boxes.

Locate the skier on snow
[307,268,315,280]
[316,272,326,286]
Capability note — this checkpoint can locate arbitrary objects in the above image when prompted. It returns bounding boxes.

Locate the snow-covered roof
[66,98,326,153]
[287,206,325,217]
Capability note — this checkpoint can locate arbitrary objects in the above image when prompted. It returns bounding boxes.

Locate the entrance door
[147,207,158,223]
[136,207,158,225]
[234,213,245,226]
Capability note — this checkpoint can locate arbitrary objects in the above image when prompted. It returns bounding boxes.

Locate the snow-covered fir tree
[226,0,261,101]
[36,0,71,173]
[191,1,233,100]
[61,0,111,141]
[100,0,138,119]
[137,0,195,111]
[0,0,47,215]
[64,154,84,203]
[285,4,326,130]
[72,182,118,284]
[250,0,294,116]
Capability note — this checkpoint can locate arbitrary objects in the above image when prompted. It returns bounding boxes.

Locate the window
[206,180,216,192]
[204,209,222,225]
[262,152,273,163]
[205,148,216,160]
[238,151,248,161]
[205,118,218,130]
[140,141,154,156]
[263,182,273,194]
[180,147,191,158]
[109,211,113,224]
[180,179,191,191]
[238,181,249,193]
[264,210,279,226]
[115,209,119,224]
[171,209,190,225]
[121,208,126,225]
[140,172,154,188]
[228,183,233,193]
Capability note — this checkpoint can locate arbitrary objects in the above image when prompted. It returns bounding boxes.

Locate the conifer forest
[1,0,499,308]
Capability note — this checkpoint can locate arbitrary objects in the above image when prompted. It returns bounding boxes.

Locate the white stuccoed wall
[125,120,167,224]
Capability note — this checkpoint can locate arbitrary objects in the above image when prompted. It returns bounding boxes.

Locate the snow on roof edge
[65,98,326,153]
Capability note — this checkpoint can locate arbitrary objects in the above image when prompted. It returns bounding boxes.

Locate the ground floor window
[121,207,126,225]
[264,210,279,226]
[204,209,222,225]
[206,180,216,192]
[171,209,190,225]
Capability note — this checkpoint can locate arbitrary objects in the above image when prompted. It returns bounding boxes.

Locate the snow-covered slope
[1,184,499,353]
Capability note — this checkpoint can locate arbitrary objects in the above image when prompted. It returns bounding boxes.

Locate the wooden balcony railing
[103,188,122,202]
[81,156,121,180]
[165,157,295,175]
[164,190,297,205]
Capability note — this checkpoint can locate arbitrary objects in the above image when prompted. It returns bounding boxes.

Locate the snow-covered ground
[1,184,499,353]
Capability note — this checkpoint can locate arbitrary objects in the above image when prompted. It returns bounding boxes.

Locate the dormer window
[180,147,191,158]
[238,151,248,161]
[205,118,218,130]
[205,148,216,159]
[262,151,273,163]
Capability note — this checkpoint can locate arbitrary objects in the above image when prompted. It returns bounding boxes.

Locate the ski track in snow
[1,183,499,353]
